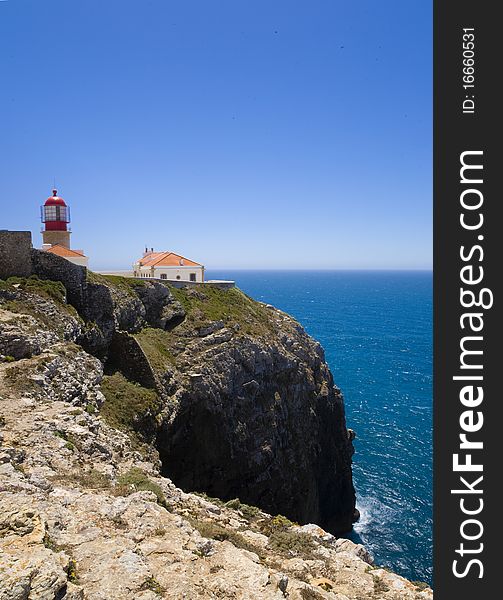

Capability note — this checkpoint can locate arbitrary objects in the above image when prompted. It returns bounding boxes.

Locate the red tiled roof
[138,251,202,268]
[45,244,86,258]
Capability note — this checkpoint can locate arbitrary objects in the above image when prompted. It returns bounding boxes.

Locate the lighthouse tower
[41,189,71,249]
[40,189,88,267]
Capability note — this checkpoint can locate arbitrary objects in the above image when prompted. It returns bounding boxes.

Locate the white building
[133,249,204,282]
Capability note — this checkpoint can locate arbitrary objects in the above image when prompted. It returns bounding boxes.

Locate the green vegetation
[372,575,390,594]
[53,429,78,452]
[140,576,166,595]
[3,359,52,393]
[192,491,226,507]
[86,271,146,295]
[189,518,264,558]
[167,285,274,337]
[134,328,177,370]
[54,469,111,490]
[260,514,298,536]
[85,403,96,414]
[99,372,160,437]
[65,558,78,583]
[0,276,80,327]
[43,532,62,553]
[0,275,66,303]
[0,355,16,363]
[224,498,262,519]
[4,345,83,393]
[412,580,430,591]
[267,529,316,557]
[115,467,168,508]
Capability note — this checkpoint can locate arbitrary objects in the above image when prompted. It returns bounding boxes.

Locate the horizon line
[95,267,433,273]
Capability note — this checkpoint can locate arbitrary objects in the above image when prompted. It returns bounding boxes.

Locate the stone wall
[0,231,87,310]
[30,248,87,311]
[0,231,33,280]
[158,279,236,290]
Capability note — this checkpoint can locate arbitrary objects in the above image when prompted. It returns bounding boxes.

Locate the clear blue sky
[0,0,432,271]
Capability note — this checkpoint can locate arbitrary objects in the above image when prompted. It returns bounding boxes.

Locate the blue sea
[206,270,433,585]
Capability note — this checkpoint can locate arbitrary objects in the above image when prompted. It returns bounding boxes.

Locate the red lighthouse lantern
[41,189,71,248]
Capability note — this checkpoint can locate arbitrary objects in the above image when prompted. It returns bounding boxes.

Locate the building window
[176,275,181,280]
[160,274,167,280]
[190,273,196,282]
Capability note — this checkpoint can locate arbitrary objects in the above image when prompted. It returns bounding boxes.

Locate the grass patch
[54,469,111,490]
[189,518,264,558]
[115,467,168,508]
[99,372,160,438]
[134,328,177,370]
[260,514,298,536]
[412,581,430,591]
[2,359,54,394]
[1,284,79,328]
[0,275,66,303]
[268,529,316,558]
[372,575,390,594]
[224,498,262,519]
[87,271,146,296]
[192,491,226,507]
[167,285,275,337]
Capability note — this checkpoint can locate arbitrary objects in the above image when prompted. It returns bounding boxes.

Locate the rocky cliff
[0,268,433,599]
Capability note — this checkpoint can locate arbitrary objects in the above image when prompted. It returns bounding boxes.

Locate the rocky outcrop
[0,293,433,598]
[156,310,356,534]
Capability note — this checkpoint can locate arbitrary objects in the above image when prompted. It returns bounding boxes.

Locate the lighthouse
[41,189,71,248]
[40,189,88,267]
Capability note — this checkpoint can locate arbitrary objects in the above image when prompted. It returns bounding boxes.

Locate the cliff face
[0,271,433,599]
[155,304,355,534]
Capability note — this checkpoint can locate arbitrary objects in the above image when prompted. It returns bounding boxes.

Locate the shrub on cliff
[0,275,66,303]
[99,372,160,440]
[168,285,274,336]
[115,467,167,508]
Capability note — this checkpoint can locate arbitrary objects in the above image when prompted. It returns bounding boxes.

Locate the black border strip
[434,2,499,596]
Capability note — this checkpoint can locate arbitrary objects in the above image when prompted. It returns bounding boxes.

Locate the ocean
[206,270,433,585]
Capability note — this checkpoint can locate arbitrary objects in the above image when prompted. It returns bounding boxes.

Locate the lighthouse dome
[44,189,67,207]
